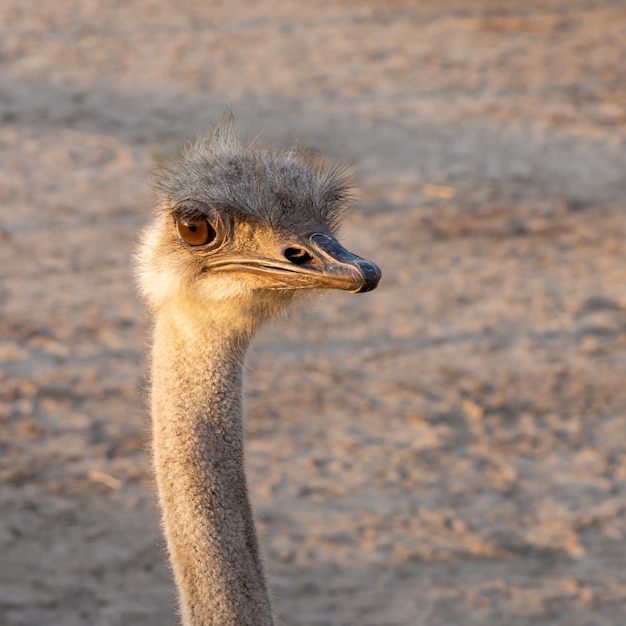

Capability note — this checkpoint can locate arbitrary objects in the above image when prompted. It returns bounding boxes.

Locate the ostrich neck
[150,309,274,626]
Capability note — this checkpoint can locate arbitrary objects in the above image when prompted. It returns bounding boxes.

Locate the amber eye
[176,216,216,246]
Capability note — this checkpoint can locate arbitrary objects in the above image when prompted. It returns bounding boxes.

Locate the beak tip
[353,260,382,293]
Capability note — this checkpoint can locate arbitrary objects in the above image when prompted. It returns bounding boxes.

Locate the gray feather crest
[153,113,353,234]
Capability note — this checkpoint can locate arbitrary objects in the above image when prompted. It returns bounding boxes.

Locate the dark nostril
[284,247,314,266]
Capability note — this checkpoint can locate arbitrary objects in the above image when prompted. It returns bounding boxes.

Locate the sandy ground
[1,1,626,624]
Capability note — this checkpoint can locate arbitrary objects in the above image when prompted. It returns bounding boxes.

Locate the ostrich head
[137,117,381,335]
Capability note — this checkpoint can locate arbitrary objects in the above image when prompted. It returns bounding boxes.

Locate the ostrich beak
[296,233,381,293]
[208,232,381,293]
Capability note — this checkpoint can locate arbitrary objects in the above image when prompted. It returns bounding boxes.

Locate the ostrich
[136,116,381,626]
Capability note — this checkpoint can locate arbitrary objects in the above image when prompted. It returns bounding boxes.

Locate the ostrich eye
[176,216,216,246]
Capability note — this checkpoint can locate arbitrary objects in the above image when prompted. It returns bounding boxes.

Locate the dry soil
[1,1,626,625]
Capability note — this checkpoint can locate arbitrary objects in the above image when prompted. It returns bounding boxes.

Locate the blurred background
[1,1,625,624]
